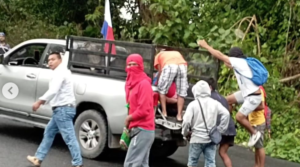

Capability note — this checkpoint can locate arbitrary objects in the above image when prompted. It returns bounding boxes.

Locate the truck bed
[66,35,220,110]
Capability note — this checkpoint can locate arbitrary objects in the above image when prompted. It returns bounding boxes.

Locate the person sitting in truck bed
[154,50,188,122]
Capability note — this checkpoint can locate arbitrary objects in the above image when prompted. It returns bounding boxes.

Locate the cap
[0,32,5,37]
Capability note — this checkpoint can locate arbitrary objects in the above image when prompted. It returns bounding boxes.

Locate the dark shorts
[252,123,266,149]
[220,135,235,147]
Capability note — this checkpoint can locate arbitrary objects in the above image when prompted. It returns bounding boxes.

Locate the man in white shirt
[197,40,264,147]
[27,52,83,167]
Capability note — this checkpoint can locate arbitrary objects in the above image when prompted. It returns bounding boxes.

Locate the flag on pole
[101,0,116,55]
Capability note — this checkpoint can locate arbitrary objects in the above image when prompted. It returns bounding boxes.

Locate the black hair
[206,77,217,90]
[228,47,247,58]
[49,52,62,59]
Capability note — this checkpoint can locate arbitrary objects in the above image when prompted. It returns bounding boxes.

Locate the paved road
[0,118,298,167]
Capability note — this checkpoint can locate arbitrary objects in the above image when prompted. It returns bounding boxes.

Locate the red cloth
[166,82,176,98]
[125,54,155,130]
[259,86,268,117]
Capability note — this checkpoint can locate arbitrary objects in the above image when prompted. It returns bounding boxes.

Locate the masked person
[124,54,155,167]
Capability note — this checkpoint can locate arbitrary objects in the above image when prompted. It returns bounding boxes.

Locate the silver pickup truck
[0,36,220,159]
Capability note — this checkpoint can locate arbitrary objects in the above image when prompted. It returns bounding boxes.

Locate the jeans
[35,106,83,166]
[188,143,217,167]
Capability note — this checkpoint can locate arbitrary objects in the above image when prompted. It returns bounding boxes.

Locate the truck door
[0,43,47,114]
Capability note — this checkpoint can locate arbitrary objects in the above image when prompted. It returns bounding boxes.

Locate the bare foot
[162,111,168,117]
[176,115,182,122]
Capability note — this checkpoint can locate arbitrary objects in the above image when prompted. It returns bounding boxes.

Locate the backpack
[235,57,269,86]
[259,86,272,131]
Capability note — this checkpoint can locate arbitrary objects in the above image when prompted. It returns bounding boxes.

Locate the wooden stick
[242,15,255,41]
[279,73,300,83]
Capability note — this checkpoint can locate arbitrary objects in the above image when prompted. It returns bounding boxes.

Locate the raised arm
[197,40,232,68]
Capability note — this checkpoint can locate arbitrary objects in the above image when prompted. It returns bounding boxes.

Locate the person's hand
[32,101,42,112]
[197,40,209,48]
[125,115,133,128]
[186,131,192,141]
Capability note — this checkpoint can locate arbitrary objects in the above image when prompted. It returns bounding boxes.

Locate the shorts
[158,64,188,97]
[234,91,262,116]
[252,123,265,149]
[220,135,235,147]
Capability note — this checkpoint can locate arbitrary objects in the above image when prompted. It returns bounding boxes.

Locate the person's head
[126,53,144,73]
[48,52,62,70]
[206,77,217,91]
[228,47,247,58]
[192,80,211,98]
[0,32,6,42]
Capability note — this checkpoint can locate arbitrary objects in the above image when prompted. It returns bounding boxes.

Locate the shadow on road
[0,121,187,167]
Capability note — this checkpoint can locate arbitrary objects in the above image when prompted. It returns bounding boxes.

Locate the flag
[101,0,116,55]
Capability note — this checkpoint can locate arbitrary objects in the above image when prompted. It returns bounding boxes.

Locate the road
[0,118,298,167]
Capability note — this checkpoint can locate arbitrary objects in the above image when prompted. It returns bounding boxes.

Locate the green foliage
[1,0,300,163]
[266,129,300,163]
[138,0,300,163]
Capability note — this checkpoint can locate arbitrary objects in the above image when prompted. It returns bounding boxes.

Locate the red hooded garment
[125,54,155,130]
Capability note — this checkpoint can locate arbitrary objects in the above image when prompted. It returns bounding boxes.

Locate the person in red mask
[123,54,155,167]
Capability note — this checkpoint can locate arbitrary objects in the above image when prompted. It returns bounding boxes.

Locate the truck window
[43,44,66,66]
[8,44,47,66]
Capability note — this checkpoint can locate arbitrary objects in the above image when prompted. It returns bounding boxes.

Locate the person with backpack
[206,78,236,167]
[259,86,272,139]
[197,40,268,147]
[182,80,230,167]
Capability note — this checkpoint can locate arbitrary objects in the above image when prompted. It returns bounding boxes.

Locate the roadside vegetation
[1,0,300,163]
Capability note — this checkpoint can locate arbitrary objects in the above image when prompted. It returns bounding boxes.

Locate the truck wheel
[74,109,108,159]
[150,141,179,158]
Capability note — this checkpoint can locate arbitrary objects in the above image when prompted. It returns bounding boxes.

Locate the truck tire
[150,141,179,158]
[74,109,108,159]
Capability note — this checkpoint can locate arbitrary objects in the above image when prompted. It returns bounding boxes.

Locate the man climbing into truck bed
[154,50,188,122]
[198,40,268,147]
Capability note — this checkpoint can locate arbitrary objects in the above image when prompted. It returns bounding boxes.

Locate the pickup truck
[0,36,220,159]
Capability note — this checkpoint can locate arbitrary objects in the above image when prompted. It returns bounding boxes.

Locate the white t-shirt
[229,57,259,98]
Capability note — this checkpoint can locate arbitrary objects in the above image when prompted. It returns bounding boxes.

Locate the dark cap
[228,47,246,58]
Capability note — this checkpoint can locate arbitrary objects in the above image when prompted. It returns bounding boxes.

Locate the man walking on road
[198,40,264,147]
[27,52,83,167]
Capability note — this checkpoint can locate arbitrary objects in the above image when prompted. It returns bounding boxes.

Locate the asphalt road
[0,118,298,167]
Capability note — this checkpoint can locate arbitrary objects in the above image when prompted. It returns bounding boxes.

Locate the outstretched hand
[197,40,209,48]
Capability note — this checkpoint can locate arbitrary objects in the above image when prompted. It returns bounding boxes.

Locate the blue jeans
[188,143,217,167]
[35,106,83,166]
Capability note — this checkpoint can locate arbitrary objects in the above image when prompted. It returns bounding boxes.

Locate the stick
[242,15,255,41]
[279,73,300,83]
